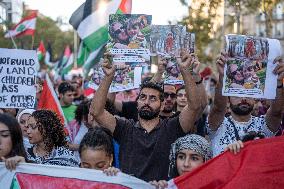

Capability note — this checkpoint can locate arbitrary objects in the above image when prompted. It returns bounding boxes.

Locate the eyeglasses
[114,26,125,36]
[164,92,177,99]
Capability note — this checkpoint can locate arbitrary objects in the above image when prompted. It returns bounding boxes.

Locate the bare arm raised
[265,56,284,132]
[151,55,166,83]
[89,55,117,133]
[208,52,228,131]
[178,52,201,133]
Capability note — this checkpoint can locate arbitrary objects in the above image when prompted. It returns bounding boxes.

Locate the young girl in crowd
[16,109,35,150]
[26,110,79,167]
[79,127,120,176]
[0,113,27,170]
[150,134,212,188]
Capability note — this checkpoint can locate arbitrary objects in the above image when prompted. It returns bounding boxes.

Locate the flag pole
[31,35,35,49]
[8,32,18,49]
[73,30,78,69]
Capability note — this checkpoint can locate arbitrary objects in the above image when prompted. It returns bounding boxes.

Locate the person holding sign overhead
[89,51,201,182]
[207,52,284,157]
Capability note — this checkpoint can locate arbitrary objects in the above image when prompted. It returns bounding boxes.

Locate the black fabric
[120,101,138,121]
[113,116,186,181]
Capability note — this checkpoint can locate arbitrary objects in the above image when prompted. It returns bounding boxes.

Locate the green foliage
[178,0,222,64]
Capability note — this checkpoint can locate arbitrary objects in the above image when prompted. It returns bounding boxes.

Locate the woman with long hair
[26,110,79,167]
[0,113,28,170]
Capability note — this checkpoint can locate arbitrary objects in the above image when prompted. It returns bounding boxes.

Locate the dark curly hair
[139,80,164,101]
[32,110,67,153]
[79,127,113,159]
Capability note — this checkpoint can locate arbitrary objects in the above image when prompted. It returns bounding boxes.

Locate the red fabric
[37,41,46,55]
[37,78,66,128]
[173,136,284,189]
[16,173,130,189]
[119,0,132,13]
[200,67,212,79]
[10,11,37,30]
[63,45,71,57]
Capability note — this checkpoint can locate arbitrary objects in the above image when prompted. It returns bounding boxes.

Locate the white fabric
[23,137,32,150]
[0,162,155,189]
[73,123,88,145]
[207,115,275,157]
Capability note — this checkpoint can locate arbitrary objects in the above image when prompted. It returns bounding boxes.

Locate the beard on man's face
[230,102,254,116]
[138,105,160,120]
[162,102,175,113]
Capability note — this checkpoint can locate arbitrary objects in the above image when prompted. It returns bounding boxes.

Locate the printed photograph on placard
[89,66,142,93]
[150,25,184,57]
[107,14,152,66]
[150,25,194,84]
[223,35,269,97]
[182,32,195,53]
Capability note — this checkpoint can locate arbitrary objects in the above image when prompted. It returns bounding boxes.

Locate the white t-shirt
[207,115,275,157]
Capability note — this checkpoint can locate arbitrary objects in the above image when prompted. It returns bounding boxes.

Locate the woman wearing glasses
[26,110,79,167]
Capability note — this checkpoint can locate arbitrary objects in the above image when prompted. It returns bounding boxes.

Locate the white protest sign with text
[0,48,37,108]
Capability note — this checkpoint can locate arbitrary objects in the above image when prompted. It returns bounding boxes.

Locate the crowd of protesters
[0,48,283,188]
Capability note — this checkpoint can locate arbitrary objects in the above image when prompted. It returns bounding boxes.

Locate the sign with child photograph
[150,25,195,85]
[0,48,37,108]
[223,34,282,99]
[107,14,152,66]
[89,65,142,93]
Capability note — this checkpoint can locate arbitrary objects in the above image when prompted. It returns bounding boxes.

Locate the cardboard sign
[0,48,37,108]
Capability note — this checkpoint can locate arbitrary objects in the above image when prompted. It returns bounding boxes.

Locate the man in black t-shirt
[90,52,201,181]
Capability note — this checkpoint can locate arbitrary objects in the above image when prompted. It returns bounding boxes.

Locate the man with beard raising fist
[89,52,200,182]
[207,52,284,157]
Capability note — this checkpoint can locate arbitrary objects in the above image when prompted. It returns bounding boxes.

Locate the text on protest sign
[0,48,37,108]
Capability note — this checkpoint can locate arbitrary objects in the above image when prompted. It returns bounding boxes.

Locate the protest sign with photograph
[150,25,195,84]
[0,48,37,108]
[89,65,142,93]
[107,14,152,66]
[223,34,282,99]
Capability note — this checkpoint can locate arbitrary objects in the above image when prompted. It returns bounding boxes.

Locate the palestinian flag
[37,74,67,126]
[168,136,284,189]
[37,41,46,62]
[44,42,58,69]
[69,0,132,75]
[61,53,74,75]
[0,163,152,189]
[56,45,72,74]
[4,11,37,38]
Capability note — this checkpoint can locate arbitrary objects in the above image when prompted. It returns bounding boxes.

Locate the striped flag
[44,42,58,69]
[56,45,72,74]
[168,136,284,189]
[61,53,74,75]
[37,41,46,62]
[4,12,37,38]
[37,74,67,126]
[69,0,132,75]
[0,163,154,189]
